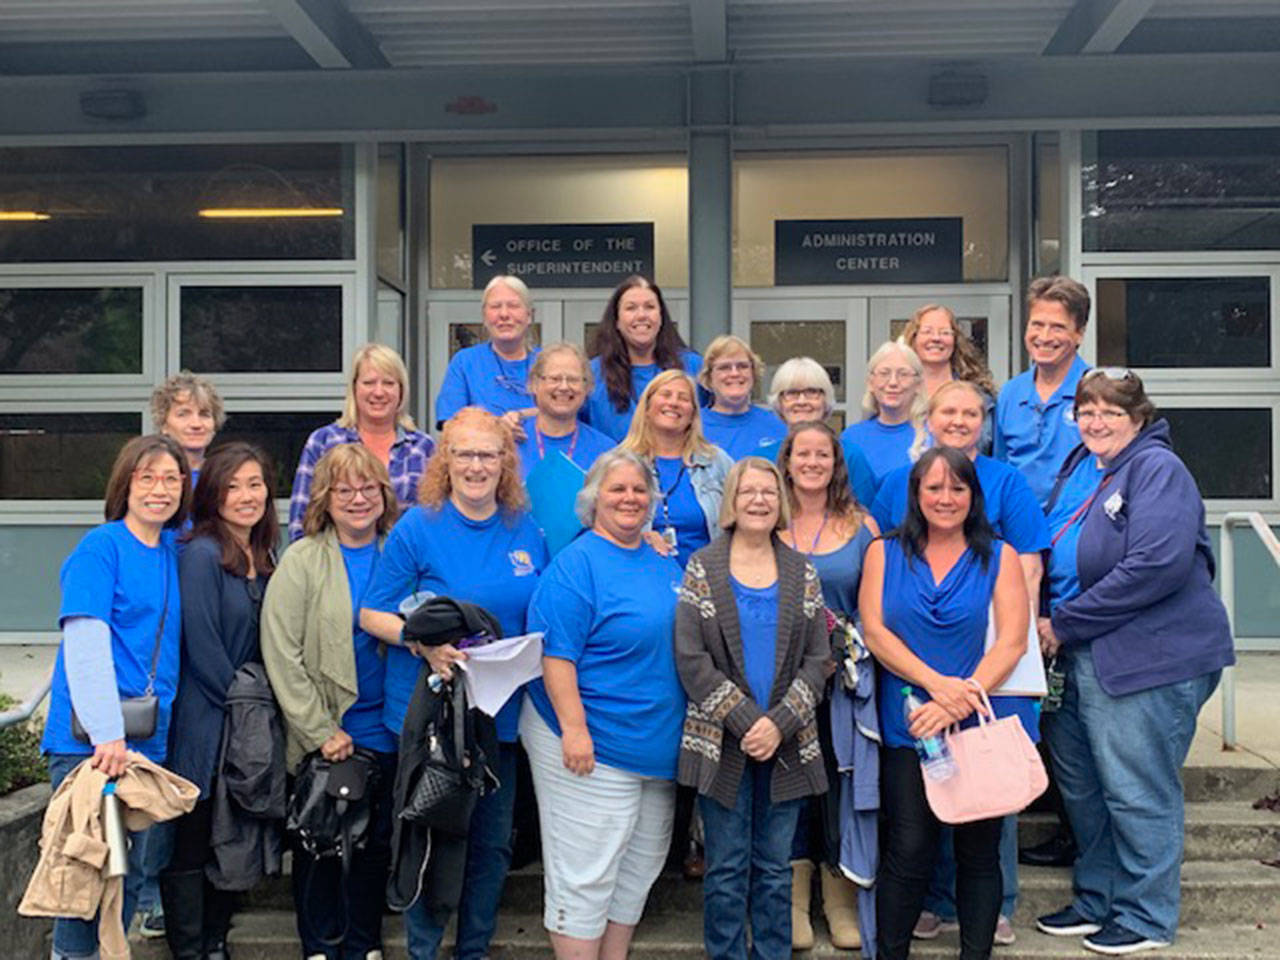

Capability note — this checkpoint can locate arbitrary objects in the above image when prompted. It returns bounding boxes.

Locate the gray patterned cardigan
[674,533,830,808]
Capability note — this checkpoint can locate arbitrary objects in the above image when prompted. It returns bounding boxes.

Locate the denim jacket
[647,445,733,541]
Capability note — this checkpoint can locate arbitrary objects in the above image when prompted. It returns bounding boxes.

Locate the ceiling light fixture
[197,207,344,219]
[0,211,51,221]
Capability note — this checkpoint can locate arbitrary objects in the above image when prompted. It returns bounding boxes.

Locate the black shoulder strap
[144,547,170,697]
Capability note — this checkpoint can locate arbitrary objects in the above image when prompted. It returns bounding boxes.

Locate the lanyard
[790,510,829,556]
[534,425,578,462]
[659,462,687,527]
[1051,474,1110,548]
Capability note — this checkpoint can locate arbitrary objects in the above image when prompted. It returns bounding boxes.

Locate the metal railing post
[1218,518,1236,750]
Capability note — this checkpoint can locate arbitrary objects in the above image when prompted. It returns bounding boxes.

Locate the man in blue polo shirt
[994,275,1092,506]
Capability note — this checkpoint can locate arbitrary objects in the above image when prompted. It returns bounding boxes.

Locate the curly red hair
[418,406,527,513]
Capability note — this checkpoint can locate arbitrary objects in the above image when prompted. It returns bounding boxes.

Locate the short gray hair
[767,356,835,417]
[575,448,658,529]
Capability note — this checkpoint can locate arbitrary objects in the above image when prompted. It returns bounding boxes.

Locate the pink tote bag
[923,681,1048,824]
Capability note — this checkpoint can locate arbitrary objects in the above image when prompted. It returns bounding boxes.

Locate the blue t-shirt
[1045,453,1106,613]
[841,418,916,490]
[514,422,615,481]
[339,542,397,753]
[43,522,181,761]
[993,354,1089,507]
[732,576,779,707]
[435,342,539,423]
[580,350,703,441]
[527,532,686,778]
[701,406,787,462]
[808,523,876,619]
[364,501,548,741]
[656,456,710,568]
[871,455,1051,555]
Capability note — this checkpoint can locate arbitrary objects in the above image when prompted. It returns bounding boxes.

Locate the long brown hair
[777,421,864,532]
[102,434,192,529]
[593,275,689,413]
[901,304,997,397]
[189,442,278,578]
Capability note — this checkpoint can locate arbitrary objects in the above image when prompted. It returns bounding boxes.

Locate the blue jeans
[404,742,518,960]
[134,820,174,915]
[699,761,804,960]
[47,754,149,960]
[922,815,1019,920]
[1046,650,1219,942]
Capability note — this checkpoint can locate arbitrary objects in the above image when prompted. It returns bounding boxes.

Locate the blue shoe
[1036,905,1102,937]
[1083,922,1171,956]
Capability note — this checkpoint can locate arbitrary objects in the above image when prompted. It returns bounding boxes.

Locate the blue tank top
[876,536,1003,749]
[807,522,875,619]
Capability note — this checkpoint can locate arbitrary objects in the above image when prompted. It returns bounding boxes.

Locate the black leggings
[877,747,1002,960]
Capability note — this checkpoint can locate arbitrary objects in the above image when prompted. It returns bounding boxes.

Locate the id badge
[662,526,679,551]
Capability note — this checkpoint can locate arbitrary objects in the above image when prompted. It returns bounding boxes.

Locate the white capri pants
[519,699,675,940]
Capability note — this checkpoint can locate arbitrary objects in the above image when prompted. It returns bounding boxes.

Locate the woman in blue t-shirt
[580,275,703,441]
[859,447,1030,960]
[360,406,548,960]
[840,341,927,491]
[697,334,787,461]
[618,369,732,569]
[675,457,830,960]
[163,442,277,960]
[522,448,685,958]
[261,443,399,960]
[41,434,191,960]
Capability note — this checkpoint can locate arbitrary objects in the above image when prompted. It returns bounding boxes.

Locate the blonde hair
[302,443,397,538]
[338,343,417,431]
[767,357,835,418]
[619,369,716,463]
[418,407,527,514]
[150,371,226,432]
[698,335,765,396]
[863,341,929,461]
[482,274,533,319]
[527,341,594,393]
[900,304,997,397]
[922,380,987,457]
[719,456,790,532]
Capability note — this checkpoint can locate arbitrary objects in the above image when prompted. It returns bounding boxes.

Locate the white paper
[457,631,545,717]
[984,603,1048,698]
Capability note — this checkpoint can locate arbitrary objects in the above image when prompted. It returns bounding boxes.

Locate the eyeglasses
[781,387,825,400]
[538,374,586,387]
[1083,366,1136,382]
[133,470,183,492]
[332,483,382,504]
[1075,408,1131,424]
[871,367,919,383]
[712,361,753,375]
[736,486,780,502]
[451,448,502,466]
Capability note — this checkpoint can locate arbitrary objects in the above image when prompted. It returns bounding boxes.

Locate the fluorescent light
[0,211,51,221]
[197,207,344,219]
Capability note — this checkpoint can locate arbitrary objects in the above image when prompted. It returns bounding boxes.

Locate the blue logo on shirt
[509,550,536,577]
[1062,406,1076,424]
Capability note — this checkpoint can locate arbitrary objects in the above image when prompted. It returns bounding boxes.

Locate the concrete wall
[0,783,52,957]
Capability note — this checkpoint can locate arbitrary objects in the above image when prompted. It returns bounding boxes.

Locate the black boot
[204,882,235,960]
[159,869,206,960]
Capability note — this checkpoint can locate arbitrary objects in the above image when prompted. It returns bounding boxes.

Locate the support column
[687,67,733,352]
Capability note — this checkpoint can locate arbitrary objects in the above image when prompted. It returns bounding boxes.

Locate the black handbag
[71,558,168,744]
[401,678,481,833]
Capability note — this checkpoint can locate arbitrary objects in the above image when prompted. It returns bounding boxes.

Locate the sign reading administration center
[472,223,655,289]
[774,217,963,285]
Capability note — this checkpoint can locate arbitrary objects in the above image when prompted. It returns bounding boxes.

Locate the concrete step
[132,910,1278,960]
[1181,765,1279,804]
[1018,802,1280,861]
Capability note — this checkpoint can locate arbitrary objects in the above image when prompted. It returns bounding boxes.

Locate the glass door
[867,294,1012,385]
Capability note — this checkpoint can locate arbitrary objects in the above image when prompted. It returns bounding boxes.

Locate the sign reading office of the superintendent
[774,217,963,285]
[472,222,655,289]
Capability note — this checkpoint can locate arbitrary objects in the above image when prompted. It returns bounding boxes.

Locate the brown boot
[821,868,862,950]
[791,859,815,950]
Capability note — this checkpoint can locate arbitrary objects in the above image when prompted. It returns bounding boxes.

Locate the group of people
[38,271,1233,960]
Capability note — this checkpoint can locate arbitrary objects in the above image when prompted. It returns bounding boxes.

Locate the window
[1162,406,1272,501]
[213,410,338,499]
[377,144,406,287]
[0,285,143,374]
[0,412,141,500]
[0,143,354,262]
[179,285,345,373]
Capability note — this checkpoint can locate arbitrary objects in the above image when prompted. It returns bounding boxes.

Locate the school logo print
[509,549,536,576]
[1063,406,1076,424]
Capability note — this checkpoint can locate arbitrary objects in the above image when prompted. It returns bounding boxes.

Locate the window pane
[430,155,688,289]
[0,287,142,374]
[1163,408,1272,500]
[0,143,354,262]
[0,525,93,630]
[449,323,542,357]
[1096,277,1270,368]
[0,412,140,499]
[1035,136,1061,275]
[1083,128,1280,252]
[213,411,337,499]
[377,144,405,286]
[181,286,343,373]
[735,148,1008,286]
[750,320,847,403]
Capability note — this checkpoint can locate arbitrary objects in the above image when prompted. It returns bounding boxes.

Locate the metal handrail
[0,666,52,730]
[1217,511,1280,750]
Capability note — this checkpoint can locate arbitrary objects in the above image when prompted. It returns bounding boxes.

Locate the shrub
[0,693,47,796]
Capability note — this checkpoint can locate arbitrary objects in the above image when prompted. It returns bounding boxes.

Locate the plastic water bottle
[902,685,956,782]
